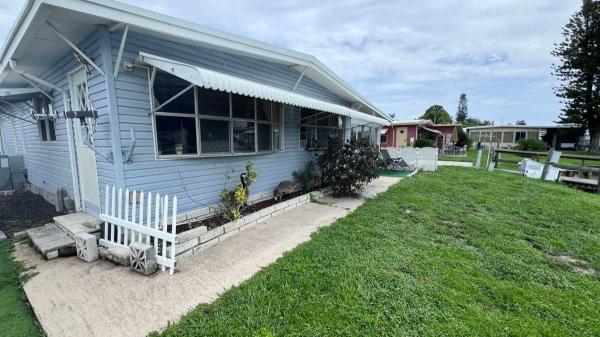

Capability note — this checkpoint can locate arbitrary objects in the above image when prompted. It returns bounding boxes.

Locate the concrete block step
[102,246,130,266]
[26,223,76,260]
[53,213,102,239]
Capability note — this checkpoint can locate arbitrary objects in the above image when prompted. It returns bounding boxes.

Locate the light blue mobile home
[0,0,390,219]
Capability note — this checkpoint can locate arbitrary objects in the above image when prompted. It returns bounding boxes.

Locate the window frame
[149,69,283,159]
[380,132,388,144]
[299,109,343,150]
[37,119,57,142]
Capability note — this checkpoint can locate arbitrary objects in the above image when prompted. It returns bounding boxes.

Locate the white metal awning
[138,52,389,125]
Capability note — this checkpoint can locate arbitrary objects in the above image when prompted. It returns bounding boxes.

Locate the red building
[380,120,459,149]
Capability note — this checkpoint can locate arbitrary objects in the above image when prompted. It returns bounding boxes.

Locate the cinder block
[239,220,258,232]
[193,237,218,253]
[175,238,199,254]
[106,246,131,266]
[199,227,224,243]
[75,232,98,262]
[219,229,239,242]
[257,214,271,224]
[223,218,246,233]
[129,242,157,276]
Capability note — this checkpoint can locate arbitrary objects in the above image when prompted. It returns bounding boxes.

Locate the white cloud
[0,0,581,124]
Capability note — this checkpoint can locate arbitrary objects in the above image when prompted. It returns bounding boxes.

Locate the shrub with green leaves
[317,138,384,196]
[293,161,319,193]
[414,138,434,148]
[517,138,547,151]
[221,161,257,221]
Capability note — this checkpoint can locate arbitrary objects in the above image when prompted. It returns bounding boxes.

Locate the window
[480,132,491,142]
[350,125,376,143]
[527,131,538,140]
[299,108,342,150]
[33,94,56,142]
[151,70,283,157]
[515,131,527,142]
[503,132,514,143]
[380,131,388,144]
[492,132,501,143]
[37,119,57,142]
[471,131,480,141]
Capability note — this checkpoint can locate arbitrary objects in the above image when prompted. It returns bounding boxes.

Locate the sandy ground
[14,176,400,337]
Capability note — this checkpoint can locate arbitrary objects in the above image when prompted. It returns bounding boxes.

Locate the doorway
[395,127,408,147]
[68,68,100,213]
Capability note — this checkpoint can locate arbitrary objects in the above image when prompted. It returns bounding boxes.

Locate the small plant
[220,161,257,221]
[414,138,434,148]
[517,138,547,151]
[317,137,384,196]
[292,161,319,193]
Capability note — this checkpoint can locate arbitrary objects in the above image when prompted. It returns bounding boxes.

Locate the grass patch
[154,168,600,337]
[0,239,42,337]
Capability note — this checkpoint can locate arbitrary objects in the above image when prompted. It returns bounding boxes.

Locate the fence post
[541,149,554,181]
[170,196,177,275]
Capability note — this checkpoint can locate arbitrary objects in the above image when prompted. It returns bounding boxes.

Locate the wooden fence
[99,185,178,274]
[491,149,600,193]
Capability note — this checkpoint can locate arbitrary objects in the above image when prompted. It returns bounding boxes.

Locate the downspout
[9,60,82,211]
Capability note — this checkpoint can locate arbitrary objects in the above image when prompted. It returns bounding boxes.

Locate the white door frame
[68,66,100,213]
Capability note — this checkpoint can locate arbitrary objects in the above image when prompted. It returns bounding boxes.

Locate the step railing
[99,185,178,274]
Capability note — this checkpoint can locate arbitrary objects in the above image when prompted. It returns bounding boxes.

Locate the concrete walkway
[14,176,400,337]
[437,160,474,167]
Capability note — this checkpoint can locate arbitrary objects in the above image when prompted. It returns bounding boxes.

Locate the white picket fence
[99,185,178,275]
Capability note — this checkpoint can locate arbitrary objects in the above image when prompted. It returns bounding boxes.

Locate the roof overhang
[464,124,582,131]
[0,0,391,122]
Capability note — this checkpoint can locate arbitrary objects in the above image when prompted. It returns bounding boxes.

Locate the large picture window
[300,108,343,150]
[151,70,283,158]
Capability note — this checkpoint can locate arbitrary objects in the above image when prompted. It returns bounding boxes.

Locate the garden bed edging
[174,190,324,260]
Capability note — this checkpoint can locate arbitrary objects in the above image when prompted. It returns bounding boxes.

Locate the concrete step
[53,213,102,239]
[99,245,130,266]
[26,223,76,260]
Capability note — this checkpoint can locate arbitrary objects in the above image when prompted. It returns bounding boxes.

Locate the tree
[462,117,492,128]
[456,93,469,123]
[515,120,527,125]
[419,105,453,124]
[552,0,600,151]
[389,113,396,120]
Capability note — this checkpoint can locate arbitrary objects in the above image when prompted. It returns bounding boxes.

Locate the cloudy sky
[0,0,581,124]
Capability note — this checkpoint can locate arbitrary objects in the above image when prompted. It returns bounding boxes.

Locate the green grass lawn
[0,240,42,337]
[154,168,600,337]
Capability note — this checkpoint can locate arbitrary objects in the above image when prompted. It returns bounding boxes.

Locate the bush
[293,161,319,193]
[317,138,384,196]
[414,139,434,148]
[517,138,547,151]
[221,161,257,221]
